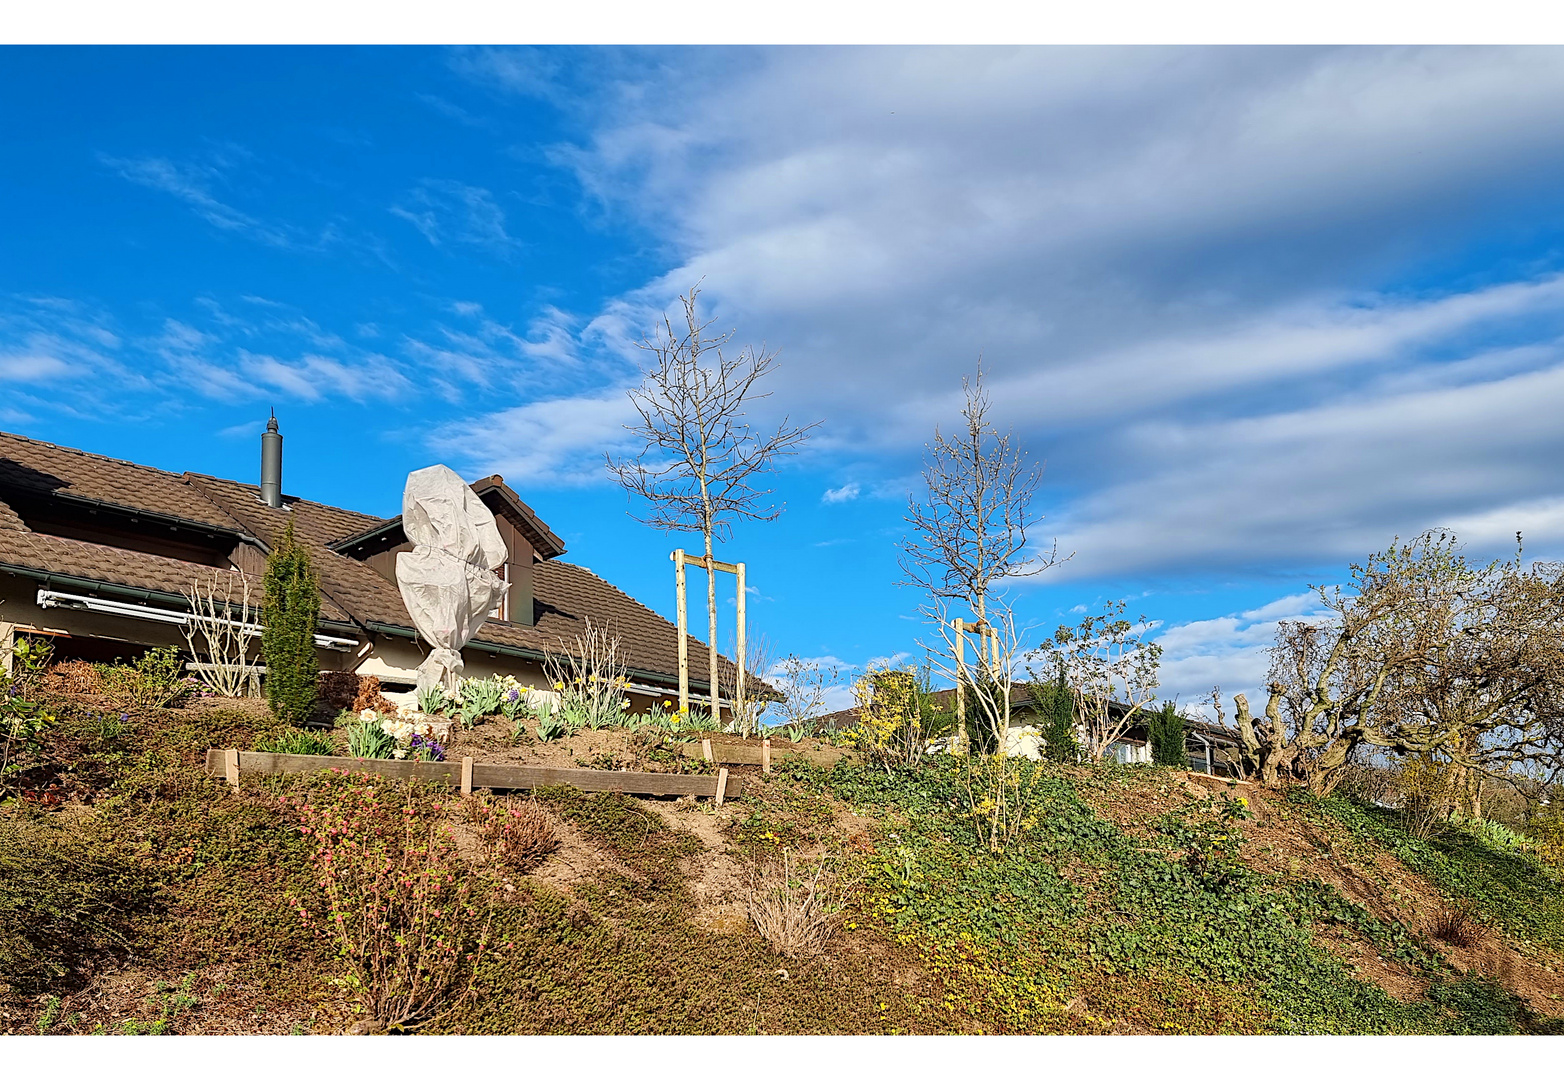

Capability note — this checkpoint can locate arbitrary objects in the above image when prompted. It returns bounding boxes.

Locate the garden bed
[203,749,745,800]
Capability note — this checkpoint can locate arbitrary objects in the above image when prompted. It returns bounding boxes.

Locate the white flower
[392,748,408,760]
[359,708,377,722]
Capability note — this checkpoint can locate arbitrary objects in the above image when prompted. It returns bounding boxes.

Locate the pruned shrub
[41,659,102,696]
[350,675,398,717]
[317,670,361,714]
[470,796,559,873]
[282,778,492,1032]
[1398,756,1458,838]
[97,646,189,710]
[746,851,851,959]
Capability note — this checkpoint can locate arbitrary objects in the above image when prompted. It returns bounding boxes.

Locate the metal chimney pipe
[260,412,283,508]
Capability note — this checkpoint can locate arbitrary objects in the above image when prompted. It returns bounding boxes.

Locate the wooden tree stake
[736,560,747,731]
[224,748,240,791]
[762,737,771,773]
[715,767,729,807]
[461,756,474,794]
[673,549,690,715]
[702,737,713,763]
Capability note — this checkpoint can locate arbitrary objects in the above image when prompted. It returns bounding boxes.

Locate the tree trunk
[705,531,720,724]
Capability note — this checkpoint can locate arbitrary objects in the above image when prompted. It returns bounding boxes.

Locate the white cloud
[821,481,860,503]
[0,350,73,383]
[460,45,1564,583]
[102,153,294,247]
[428,389,640,486]
[1152,592,1333,711]
[391,180,518,254]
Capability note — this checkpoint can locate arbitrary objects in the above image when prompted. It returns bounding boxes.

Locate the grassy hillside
[3,688,1562,1035]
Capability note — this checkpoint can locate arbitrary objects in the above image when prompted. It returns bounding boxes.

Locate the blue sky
[7,45,1564,714]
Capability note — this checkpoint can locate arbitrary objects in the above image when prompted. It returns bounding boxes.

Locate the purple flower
[410,733,446,762]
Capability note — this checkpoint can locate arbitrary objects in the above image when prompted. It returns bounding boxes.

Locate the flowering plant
[281,777,492,1031]
[409,733,446,762]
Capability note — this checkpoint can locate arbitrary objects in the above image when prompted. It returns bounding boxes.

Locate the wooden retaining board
[675,741,851,768]
[204,750,743,798]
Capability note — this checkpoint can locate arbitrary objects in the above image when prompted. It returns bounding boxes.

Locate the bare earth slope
[3,689,1561,1035]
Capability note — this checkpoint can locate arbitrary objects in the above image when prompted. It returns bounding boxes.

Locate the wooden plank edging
[675,741,850,768]
[203,750,744,799]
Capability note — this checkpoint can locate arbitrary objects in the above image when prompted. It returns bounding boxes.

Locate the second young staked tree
[607,286,817,723]
[901,363,1063,752]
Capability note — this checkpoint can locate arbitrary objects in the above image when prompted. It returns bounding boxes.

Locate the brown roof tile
[0,431,247,532]
[0,491,25,531]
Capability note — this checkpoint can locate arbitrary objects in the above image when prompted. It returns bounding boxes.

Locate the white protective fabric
[394,465,510,696]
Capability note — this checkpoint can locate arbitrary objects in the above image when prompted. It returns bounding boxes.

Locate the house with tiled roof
[0,422,750,712]
[817,686,1243,775]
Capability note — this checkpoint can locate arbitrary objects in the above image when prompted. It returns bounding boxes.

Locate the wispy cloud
[821,481,860,504]
[391,180,519,254]
[101,152,295,247]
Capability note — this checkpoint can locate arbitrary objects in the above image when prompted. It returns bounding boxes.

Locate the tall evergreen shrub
[262,519,320,724]
[1148,700,1187,767]
[1028,677,1079,763]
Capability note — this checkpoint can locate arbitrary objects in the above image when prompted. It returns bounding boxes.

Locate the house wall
[363,541,413,586]
[489,512,535,627]
[0,573,356,673]
[351,635,551,692]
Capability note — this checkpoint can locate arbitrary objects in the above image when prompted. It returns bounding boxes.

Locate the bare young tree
[1032,598,1162,761]
[924,594,1027,753]
[607,285,817,720]
[901,363,1063,752]
[768,654,843,735]
[720,632,776,737]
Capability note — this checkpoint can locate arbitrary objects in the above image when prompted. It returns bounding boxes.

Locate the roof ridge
[183,470,388,527]
[181,474,369,629]
[0,428,200,484]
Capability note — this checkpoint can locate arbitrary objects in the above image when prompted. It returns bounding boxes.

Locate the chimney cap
[266,410,279,434]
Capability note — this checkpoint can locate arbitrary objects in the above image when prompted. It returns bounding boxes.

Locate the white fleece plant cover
[395,464,509,696]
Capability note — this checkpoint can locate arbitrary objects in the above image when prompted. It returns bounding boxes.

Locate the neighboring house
[0,424,750,712]
[817,685,1243,775]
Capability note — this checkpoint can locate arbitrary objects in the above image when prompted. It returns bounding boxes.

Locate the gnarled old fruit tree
[1231,531,1564,803]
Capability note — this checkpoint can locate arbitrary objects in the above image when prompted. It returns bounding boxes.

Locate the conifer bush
[262,520,320,726]
[1149,700,1187,767]
[1027,677,1079,763]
